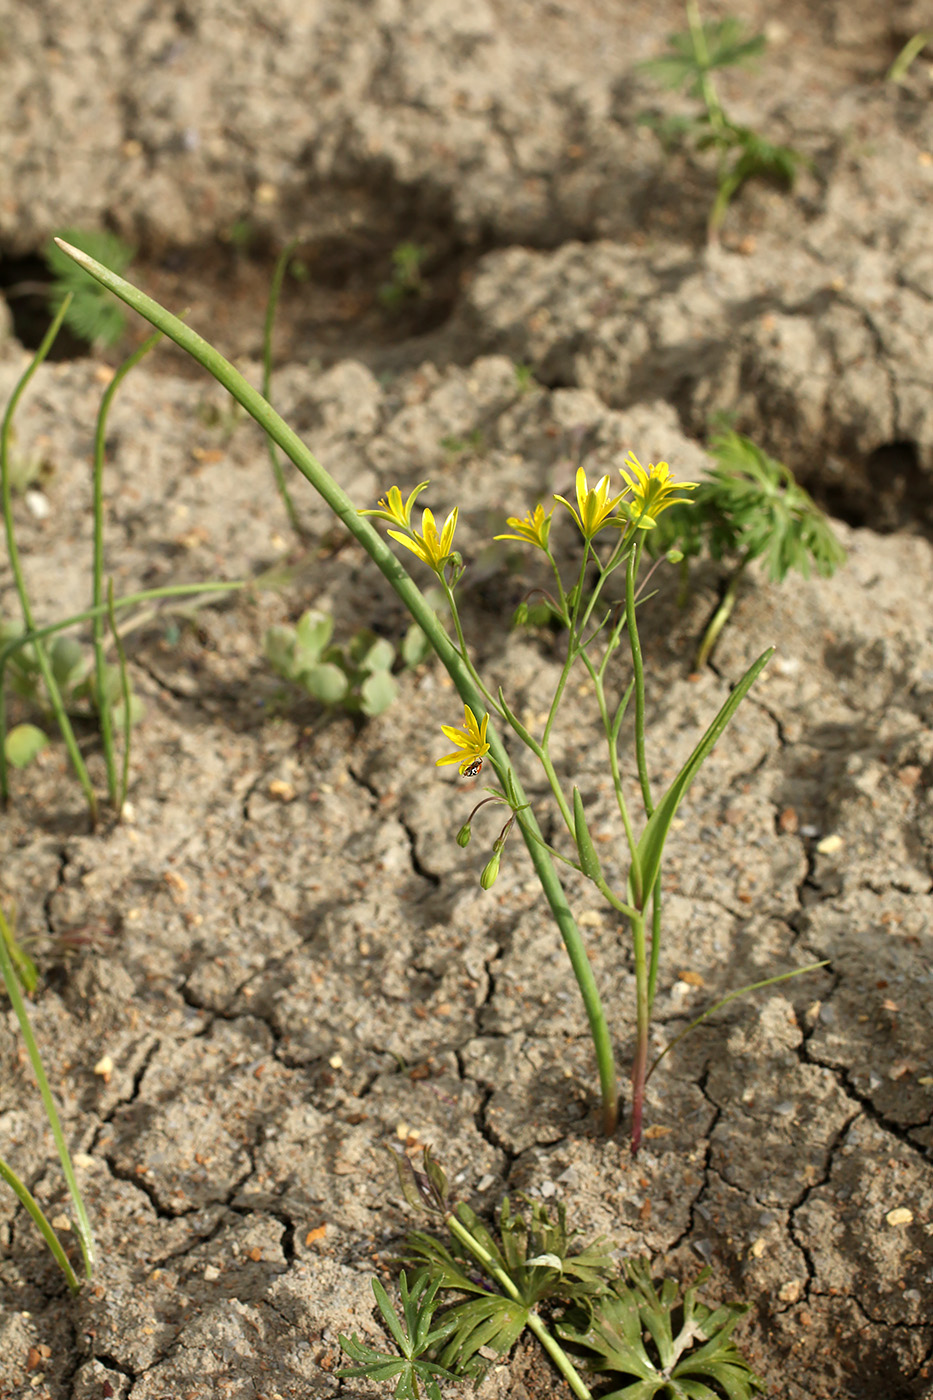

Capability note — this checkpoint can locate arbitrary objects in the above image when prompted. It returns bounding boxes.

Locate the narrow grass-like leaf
[632,648,772,907]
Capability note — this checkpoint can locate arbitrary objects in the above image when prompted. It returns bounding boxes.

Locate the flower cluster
[361,481,459,574]
[556,454,697,539]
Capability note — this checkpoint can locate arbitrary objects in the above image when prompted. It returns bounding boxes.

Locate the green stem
[695,552,751,668]
[626,538,652,815]
[446,1214,592,1400]
[93,330,163,805]
[1,298,98,822]
[686,0,725,135]
[106,579,133,812]
[55,241,620,1137]
[0,1156,80,1294]
[262,240,304,536]
[0,905,95,1278]
[629,908,650,1155]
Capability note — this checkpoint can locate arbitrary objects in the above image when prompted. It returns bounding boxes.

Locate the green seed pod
[480,854,500,890]
[573,786,603,881]
[456,822,472,848]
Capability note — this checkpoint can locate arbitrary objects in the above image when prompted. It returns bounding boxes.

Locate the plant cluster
[48,240,828,1160]
[648,429,846,666]
[264,606,431,718]
[338,1148,764,1399]
[639,1,807,238]
[0,300,243,819]
[1,620,142,770]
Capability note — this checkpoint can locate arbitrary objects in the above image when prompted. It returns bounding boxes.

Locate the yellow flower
[389,506,459,573]
[494,503,554,551]
[618,453,698,530]
[554,467,624,539]
[436,704,490,776]
[360,481,431,530]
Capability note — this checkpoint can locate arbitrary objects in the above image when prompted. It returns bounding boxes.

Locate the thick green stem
[626,539,652,816]
[55,242,619,1136]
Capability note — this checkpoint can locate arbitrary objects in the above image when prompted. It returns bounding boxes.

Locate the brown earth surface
[1,2,932,1399]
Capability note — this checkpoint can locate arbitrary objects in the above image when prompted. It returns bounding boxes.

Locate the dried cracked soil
[1,2,933,1398]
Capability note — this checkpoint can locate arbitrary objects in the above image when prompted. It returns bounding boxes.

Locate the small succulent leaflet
[264,608,402,716]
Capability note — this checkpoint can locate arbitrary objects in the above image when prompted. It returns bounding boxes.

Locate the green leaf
[401,622,431,667]
[294,608,333,662]
[49,635,87,691]
[359,635,396,674]
[300,661,349,705]
[109,692,144,732]
[632,649,772,907]
[4,723,49,769]
[359,670,399,716]
[263,624,297,677]
[573,786,603,880]
[0,909,38,994]
[561,1259,764,1398]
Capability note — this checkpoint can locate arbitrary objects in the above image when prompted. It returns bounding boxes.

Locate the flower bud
[480,854,500,890]
[456,823,472,848]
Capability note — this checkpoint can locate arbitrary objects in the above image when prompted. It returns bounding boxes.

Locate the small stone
[203,1265,220,1281]
[885,1207,913,1227]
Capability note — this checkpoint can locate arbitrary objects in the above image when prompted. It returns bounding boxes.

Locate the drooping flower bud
[480,854,500,890]
[456,822,472,848]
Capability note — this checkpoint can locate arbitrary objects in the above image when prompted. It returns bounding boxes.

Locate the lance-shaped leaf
[573,787,603,881]
[630,648,772,909]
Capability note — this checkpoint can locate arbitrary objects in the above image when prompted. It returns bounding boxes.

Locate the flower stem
[446,1214,593,1400]
[57,243,620,1137]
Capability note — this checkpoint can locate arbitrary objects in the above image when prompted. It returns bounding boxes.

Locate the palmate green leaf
[632,647,772,908]
[436,1292,530,1377]
[338,1272,461,1400]
[561,1260,764,1400]
[639,18,765,95]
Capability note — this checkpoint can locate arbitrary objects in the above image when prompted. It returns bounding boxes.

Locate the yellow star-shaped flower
[494,503,554,551]
[436,704,490,776]
[360,481,431,530]
[554,467,624,539]
[618,453,698,530]
[389,506,459,573]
